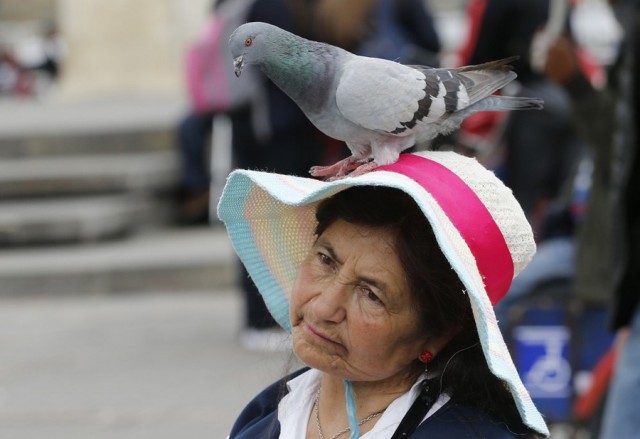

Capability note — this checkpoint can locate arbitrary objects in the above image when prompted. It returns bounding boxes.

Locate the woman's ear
[422,326,462,357]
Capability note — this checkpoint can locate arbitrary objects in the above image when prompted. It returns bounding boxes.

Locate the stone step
[0,94,188,138]
[0,128,175,159]
[0,96,185,159]
[0,150,180,198]
[0,194,175,246]
[0,226,235,296]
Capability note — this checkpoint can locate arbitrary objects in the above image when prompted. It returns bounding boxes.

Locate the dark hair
[288,0,376,51]
[315,186,542,438]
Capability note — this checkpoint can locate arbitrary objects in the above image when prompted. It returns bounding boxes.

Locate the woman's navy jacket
[229,368,524,438]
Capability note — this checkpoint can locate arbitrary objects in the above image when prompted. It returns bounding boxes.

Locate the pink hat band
[377,154,514,305]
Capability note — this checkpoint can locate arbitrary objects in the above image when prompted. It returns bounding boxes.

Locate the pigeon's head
[229,22,277,77]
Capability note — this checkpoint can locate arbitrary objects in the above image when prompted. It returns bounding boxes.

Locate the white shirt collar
[278,368,321,439]
[278,369,450,439]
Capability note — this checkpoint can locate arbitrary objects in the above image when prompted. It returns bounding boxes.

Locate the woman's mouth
[303,322,342,346]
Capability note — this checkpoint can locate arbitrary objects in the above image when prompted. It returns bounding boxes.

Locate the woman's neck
[312,370,421,437]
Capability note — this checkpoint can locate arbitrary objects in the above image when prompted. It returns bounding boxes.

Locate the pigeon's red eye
[244,37,253,47]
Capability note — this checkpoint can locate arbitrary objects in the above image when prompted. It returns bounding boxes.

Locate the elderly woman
[218,152,549,438]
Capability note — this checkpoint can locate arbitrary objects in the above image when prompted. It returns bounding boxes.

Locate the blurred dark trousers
[177,111,214,192]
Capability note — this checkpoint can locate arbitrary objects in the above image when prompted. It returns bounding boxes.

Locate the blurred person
[494,152,592,331]
[175,111,216,225]
[457,0,584,235]
[0,45,33,96]
[540,1,639,437]
[234,0,442,350]
[26,21,64,81]
[176,0,244,225]
[325,0,441,66]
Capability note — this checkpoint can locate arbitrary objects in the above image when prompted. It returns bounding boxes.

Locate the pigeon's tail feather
[481,95,545,111]
[459,71,515,106]
[450,57,520,106]
[456,56,519,74]
[458,96,544,119]
[438,95,544,136]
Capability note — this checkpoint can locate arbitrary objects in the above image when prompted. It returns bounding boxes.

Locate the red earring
[419,351,433,363]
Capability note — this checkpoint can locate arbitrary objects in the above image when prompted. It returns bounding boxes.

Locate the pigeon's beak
[233,56,244,77]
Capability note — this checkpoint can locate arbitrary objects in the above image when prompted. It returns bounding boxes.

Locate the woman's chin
[292,334,346,375]
[293,334,325,366]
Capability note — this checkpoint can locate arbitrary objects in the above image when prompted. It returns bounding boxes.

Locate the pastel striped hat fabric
[217,151,549,436]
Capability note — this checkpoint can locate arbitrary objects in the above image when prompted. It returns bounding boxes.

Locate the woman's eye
[317,252,333,267]
[361,287,382,304]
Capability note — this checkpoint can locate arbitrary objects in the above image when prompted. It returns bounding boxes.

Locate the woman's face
[290,219,431,383]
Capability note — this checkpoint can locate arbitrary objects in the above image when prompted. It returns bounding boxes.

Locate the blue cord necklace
[312,382,386,439]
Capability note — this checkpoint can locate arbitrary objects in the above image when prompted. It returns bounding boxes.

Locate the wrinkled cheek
[346,327,388,366]
[291,327,307,357]
[289,275,307,324]
[290,265,320,323]
[293,326,322,360]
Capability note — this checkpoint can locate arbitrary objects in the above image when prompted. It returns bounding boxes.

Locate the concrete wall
[5,0,462,101]
[0,0,56,21]
[57,0,210,100]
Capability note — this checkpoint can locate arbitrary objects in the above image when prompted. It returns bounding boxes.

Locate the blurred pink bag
[185,0,259,113]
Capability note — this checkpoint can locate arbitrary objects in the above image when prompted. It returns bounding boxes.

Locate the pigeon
[229,22,543,179]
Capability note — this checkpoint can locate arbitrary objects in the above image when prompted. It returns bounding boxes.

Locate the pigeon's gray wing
[335,57,440,134]
[430,57,518,108]
[335,57,521,137]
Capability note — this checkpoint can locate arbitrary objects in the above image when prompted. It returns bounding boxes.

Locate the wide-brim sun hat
[217,151,549,436]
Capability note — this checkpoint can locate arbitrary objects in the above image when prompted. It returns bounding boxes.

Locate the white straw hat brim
[217,151,548,436]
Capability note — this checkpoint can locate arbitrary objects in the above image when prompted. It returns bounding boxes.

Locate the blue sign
[513,325,572,420]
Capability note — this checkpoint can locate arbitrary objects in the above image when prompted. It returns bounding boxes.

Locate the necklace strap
[389,379,440,439]
[314,387,385,439]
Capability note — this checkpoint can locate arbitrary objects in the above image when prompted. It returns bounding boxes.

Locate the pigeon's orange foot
[343,160,380,178]
[322,161,379,181]
[309,156,363,179]
[309,163,342,178]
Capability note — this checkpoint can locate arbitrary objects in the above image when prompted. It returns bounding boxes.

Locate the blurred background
[0,0,625,438]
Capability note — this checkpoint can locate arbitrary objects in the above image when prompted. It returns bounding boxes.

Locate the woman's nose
[312,277,349,323]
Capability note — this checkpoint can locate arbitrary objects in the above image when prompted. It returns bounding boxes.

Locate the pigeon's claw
[309,156,361,179]
[310,157,376,180]
[342,161,380,178]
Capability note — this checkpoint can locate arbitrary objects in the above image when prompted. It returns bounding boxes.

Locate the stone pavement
[0,290,297,439]
[0,226,236,297]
